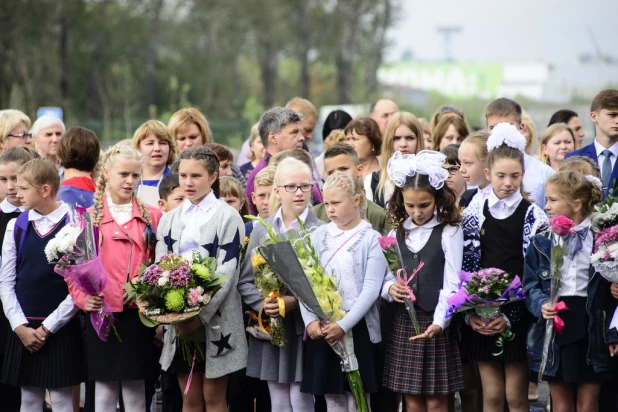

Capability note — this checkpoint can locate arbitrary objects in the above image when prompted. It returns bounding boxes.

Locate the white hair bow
[586,175,603,191]
[487,122,527,153]
[387,150,449,190]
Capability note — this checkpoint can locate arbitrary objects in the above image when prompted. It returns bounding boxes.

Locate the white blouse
[106,193,134,226]
[178,191,220,254]
[387,215,463,328]
[559,218,593,298]
[486,189,523,220]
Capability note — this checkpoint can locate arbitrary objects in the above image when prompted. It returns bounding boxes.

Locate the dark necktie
[601,149,612,190]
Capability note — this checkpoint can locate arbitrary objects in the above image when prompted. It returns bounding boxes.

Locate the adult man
[245,107,305,214]
[285,97,318,141]
[565,89,618,195]
[31,115,66,180]
[370,99,399,133]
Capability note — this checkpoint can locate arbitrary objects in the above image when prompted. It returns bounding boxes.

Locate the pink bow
[553,301,569,334]
[396,262,425,302]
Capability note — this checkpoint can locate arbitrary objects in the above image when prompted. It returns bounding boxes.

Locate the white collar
[594,139,618,158]
[0,198,23,213]
[479,185,492,196]
[487,189,522,208]
[28,202,69,223]
[326,219,370,236]
[181,191,219,214]
[573,217,592,232]
[273,206,309,228]
[106,193,133,211]
[402,215,440,230]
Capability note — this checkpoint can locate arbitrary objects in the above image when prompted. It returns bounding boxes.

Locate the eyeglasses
[443,166,461,175]
[278,184,313,193]
[7,133,32,140]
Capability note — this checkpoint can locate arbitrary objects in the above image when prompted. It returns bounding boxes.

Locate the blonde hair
[559,155,600,178]
[93,145,151,226]
[220,176,250,218]
[18,158,60,197]
[323,129,347,152]
[167,108,213,144]
[377,112,425,200]
[0,110,31,150]
[539,123,575,165]
[285,97,318,122]
[247,122,260,161]
[522,111,538,155]
[323,171,366,212]
[269,157,312,214]
[132,120,178,165]
[254,166,275,189]
[546,171,602,217]
[270,148,313,172]
[418,118,431,137]
[461,130,490,164]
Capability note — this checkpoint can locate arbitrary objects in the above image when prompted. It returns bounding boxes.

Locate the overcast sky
[387,0,618,65]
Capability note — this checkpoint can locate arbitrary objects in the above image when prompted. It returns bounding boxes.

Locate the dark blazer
[566,143,618,196]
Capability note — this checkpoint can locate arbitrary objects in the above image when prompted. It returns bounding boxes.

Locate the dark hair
[204,143,233,162]
[177,146,220,197]
[322,110,353,140]
[591,89,618,113]
[324,143,360,165]
[387,174,461,229]
[57,127,101,172]
[487,145,524,171]
[485,98,522,125]
[0,146,40,166]
[441,144,461,165]
[258,107,302,147]
[158,173,180,201]
[343,117,382,155]
[548,109,578,127]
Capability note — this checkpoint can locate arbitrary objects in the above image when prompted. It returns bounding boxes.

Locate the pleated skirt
[383,308,464,396]
[1,318,84,388]
[86,308,154,381]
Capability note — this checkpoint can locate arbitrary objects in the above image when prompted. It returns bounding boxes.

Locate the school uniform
[525,219,615,382]
[382,216,464,396]
[238,207,323,384]
[461,190,548,362]
[299,220,386,395]
[0,202,84,388]
[157,193,248,379]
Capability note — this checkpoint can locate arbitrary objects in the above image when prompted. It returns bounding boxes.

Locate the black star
[164,230,176,252]
[211,332,232,356]
[202,233,219,258]
[215,309,222,317]
[220,229,241,267]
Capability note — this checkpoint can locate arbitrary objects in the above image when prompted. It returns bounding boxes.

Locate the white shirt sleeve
[432,224,463,328]
[0,219,28,330]
[42,295,80,334]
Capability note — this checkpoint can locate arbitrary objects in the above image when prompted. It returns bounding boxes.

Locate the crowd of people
[0,89,616,412]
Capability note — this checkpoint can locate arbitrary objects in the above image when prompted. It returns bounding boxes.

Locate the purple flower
[170,265,191,286]
[142,264,163,285]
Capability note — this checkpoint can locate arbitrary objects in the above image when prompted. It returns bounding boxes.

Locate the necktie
[601,149,612,190]
[567,228,588,258]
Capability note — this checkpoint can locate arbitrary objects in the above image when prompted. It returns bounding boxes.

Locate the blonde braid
[93,171,107,226]
[134,195,152,226]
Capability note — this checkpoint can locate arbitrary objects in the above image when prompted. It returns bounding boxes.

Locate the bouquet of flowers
[246,215,289,347]
[257,218,368,412]
[378,235,422,335]
[125,251,227,362]
[45,206,120,342]
[446,268,525,355]
[537,216,574,378]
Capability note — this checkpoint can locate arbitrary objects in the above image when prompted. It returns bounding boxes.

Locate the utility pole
[437,26,462,62]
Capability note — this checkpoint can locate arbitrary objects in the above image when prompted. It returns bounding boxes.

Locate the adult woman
[539,123,576,172]
[32,115,66,176]
[167,108,213,153]
[522,111,538,157]
[239,123,264,179]
[369,112,424,207]
[133,119,178,189]
[0,109,32,151]
[433,113,470,151]
[343,116,382,186]
[548,109,585,149]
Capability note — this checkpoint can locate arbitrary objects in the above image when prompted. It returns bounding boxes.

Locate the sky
[387,0,618,65]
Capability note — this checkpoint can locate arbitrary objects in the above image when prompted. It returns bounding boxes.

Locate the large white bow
[487,122,526,153]
[386,150,449,190]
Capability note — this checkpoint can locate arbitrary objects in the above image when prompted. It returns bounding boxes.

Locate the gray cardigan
[157,202,248,379]
[299,222,389,344]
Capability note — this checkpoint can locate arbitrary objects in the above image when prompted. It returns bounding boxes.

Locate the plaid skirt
[383,307,464,395]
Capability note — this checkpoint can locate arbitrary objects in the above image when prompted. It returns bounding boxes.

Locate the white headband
[387,150,449,190]
[486,122,527,153]
[585,175,602,191]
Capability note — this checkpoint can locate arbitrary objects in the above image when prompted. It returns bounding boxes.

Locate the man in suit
[565,89,618,196]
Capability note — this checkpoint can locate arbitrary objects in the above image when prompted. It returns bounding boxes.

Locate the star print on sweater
[211,332,232,356]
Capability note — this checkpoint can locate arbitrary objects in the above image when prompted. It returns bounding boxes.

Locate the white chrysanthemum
[44,239,60,262]
[161,270,170,278]
[181,251,194,263]
[158,276,169,286]
[486,122,526,153]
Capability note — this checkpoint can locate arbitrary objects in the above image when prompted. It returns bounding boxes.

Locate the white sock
[95,381,120,412]
[21,387,45,412]
[325,394,348,412]
[289,382,314,411]
[49,386,75,412]
[120,379,146,412]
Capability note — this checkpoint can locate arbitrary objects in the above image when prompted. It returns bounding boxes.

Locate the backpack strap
[13,211,30,267]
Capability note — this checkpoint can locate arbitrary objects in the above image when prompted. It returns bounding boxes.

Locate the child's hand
[174,317,202,335]
[611,283,618,300]
[388,282,408,303]
[15,325,46,353]
[263,296,297,317]
[322,323,345,346]
[84,295,103,312]
[484,316,508,335]
[409,324,442,341]
[610,343,618,357]
[469,314,493,335]
[541,302,557,320]
[306,321,324,340]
